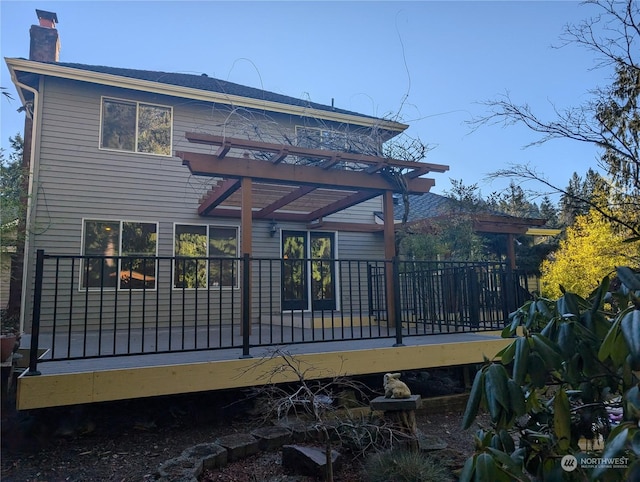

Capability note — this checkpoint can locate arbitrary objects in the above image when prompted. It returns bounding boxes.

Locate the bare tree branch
[469,1,640,238]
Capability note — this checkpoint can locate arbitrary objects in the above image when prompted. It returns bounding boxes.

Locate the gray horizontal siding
[24,76,388,333]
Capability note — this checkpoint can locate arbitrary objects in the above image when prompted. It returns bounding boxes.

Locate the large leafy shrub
[460,267,640,481]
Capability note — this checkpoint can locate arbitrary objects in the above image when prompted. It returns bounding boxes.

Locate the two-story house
[6,11,519,410]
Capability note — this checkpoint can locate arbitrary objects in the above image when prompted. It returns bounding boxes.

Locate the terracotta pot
[1,334,17,362]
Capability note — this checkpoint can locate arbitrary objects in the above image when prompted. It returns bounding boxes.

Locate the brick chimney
[29,9,60,62]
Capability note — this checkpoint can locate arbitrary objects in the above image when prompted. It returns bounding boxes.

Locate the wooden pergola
[472,214,547,270]
[177,133,449,258]
[400,212,547,270]
[176,133,449,327]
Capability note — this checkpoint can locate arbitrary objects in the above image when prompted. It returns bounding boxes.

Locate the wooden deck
[15,331,509,410]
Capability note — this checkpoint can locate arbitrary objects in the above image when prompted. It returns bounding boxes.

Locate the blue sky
[1,1,610,201]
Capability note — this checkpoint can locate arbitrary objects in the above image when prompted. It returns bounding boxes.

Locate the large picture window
[174,225,238,289]
[82,220,157,290]
[100,98,172,155]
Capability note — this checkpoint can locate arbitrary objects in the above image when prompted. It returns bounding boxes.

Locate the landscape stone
[156,442,228,481]
[251,425,292,450]
[417,432,448,451]
[156,455,198,482]
[282,444,342,479]
[274,417,316,442]
[215,433,259,461]
[183,443,228,471]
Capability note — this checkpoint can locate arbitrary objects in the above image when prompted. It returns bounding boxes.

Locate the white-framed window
[173,224,239,289]
[294,126,377,169]
[81,219,158,290]
[295,126,348,151]
[100,97,172,155]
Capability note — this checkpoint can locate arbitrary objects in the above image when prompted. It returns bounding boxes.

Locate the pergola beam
[178,151,435,194]
[184,132,449,176]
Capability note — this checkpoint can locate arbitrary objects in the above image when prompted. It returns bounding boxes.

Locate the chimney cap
[35,9,58,27]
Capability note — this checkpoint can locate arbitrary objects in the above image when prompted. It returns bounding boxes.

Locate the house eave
[5,57,409,133]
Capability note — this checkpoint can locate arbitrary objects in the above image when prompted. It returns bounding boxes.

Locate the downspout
[10,73,41,334]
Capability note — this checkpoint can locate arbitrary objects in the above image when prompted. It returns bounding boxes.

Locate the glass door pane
[282,231,308,310]
[311,232,335,311]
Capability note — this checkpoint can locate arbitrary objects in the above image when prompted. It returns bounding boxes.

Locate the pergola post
[383,191,397,328]
[241,177,252,336]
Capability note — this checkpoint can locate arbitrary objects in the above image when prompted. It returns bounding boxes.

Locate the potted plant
[0,308,21,363]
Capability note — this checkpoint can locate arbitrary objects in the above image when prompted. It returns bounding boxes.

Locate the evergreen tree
[539,196,559,228]
[559,172,586,226]
[488,181,541,218]
[0,134,25,227]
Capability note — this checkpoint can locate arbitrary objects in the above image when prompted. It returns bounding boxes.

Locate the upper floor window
[296,127,348,152]
[173,224,238,289]
[100,98,172,155]
[295,126,377,168]
[297,126,379,151]
[82,219,158,290]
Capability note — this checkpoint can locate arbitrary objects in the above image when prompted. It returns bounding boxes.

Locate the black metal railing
[369,260,530,332]
[25,250,531,373]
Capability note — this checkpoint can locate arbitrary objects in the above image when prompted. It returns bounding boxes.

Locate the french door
[281,231,336,311]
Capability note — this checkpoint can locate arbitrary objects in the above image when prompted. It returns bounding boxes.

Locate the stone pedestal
[370,394,422,439]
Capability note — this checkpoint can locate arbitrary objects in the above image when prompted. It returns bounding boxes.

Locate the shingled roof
[393,192,454,221]
[392,192,546,227]
[41,60,380,121]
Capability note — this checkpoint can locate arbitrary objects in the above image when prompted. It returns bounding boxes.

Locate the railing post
[502,264,515,321]
[468,267,480,328]
[26,249,44,376]
[392,256,404,347]
[240,253,252,358]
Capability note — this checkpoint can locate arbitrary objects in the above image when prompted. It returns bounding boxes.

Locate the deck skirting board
[16,335,510,410]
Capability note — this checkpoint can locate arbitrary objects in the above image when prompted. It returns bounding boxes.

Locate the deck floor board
[23,331,502,376]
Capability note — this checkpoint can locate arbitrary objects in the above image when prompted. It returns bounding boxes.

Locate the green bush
[459,266,640,481]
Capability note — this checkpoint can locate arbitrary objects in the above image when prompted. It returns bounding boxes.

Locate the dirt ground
[1,385,486,481]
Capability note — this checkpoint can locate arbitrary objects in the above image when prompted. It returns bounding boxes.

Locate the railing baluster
[392,257,404,347]
[67,257,75,358]
[168,258,174,351]
[127,261,133,354]
[241,253,251,358]
[141,258,147,353]
[98,258,105,355]
[194,258,199,351]
[112,258,118,355]
[206,257,211,349]
[51,257,59,359]
[83,258,90,357]
[155,258,160,352]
